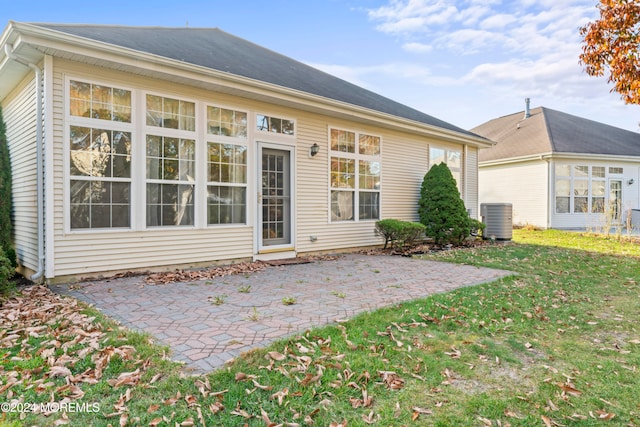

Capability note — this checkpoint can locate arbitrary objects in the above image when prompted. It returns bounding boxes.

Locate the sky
[3,0,640,133]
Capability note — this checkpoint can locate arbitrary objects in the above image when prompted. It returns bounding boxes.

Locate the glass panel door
[608,179,622,224]
[260,148,291,247]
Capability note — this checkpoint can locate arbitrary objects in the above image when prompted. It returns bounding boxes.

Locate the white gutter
[4,43,44,281]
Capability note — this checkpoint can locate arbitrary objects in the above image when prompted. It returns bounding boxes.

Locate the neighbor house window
[430,146,462,193]
[330,129,381,221]
[206,105,248,225]
[68,80,132,229]
[145,95,196,226]
[555,164,610,214]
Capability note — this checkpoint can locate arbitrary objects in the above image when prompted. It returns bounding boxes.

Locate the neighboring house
[473,100,640,230]
[0,22,492,282]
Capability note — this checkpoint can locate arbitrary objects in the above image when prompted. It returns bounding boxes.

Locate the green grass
[1,229,639,426]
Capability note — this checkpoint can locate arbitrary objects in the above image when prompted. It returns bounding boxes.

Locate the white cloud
[479,13,517,30]
[402,42,433,53]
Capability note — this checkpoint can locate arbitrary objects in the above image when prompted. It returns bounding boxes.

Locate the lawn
[1,229,639,426]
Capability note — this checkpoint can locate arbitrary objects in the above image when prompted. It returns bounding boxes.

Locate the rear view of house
[474,100,640,230]
[0,22,492,282]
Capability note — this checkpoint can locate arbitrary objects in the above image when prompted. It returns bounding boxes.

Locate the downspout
[4,44,45,281]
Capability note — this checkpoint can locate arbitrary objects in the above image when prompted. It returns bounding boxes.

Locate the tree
[418,163,470,246]
[580,0,640,104]
[0,106,15,267]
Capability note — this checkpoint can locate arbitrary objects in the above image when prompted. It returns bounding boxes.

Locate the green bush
[418,162,471,245]
[375,219,426,249]
[0,248,13,293]
[0,106,14,267]
[469,218,486,237]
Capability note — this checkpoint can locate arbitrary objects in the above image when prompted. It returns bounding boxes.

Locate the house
[473,99,640,230]
[0,22,492,282]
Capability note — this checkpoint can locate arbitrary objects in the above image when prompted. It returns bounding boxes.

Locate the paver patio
[52,254,512,373]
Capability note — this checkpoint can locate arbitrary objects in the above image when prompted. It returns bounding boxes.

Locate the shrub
[375,219,426,249]
[418,163,470,245]
[0,107,14,266]
[469,218,486,237]
[0,248,13,293]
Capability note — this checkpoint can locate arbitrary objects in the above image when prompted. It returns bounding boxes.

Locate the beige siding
[2,75,38,272]
[479,160,548,228]
[465,147,479,218]
[49,58,481,277]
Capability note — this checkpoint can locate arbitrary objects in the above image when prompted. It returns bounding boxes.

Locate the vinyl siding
[465,147,479,218]
[2,75,38,273]
[48,58,479,277]
[479,160,548,228]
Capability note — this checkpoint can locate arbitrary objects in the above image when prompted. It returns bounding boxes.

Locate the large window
[555,164,610,214]
[207,106,248,224]
[430,146,462,193]
[68,81,132,229]
[145,95,196,227]
[330,129,381,221]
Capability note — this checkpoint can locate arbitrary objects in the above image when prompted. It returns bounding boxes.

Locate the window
[256,114,294,135]
[591,167,605,213]
[145,95,196,227]
[609,167,623,174]
[68,80,132,230]
[554,164,613,214]
[146,136,195,226]
[206,105,248,225]
[330,129,380,221]
[430,146,462,193]
[146,94,195,131]
[70,80,131,122]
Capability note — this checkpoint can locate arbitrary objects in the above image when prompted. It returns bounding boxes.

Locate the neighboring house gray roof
[32,23,479,138]
[473,106,640,162]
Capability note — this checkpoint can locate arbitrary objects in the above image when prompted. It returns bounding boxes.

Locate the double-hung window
[206,106,248,225]
[68,80,133,230]
[429,147,462,193]
[330,129,381,221]
[145,95,196,227]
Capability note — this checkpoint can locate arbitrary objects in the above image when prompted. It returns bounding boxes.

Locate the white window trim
[553,163,619,215]
[328,126,382,223]
[64,76,137,234]
[142,91,199,229]
[255,112,296,138]
[204,103,250,227]
[429,145,463,196]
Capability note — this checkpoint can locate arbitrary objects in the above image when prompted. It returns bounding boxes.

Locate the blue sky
[3,0,640,132]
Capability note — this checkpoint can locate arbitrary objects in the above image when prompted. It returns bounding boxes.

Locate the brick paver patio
[52,254,511,373]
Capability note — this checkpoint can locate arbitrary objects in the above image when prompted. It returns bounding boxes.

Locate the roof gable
[31,23,478,138]
[473,106,640,162]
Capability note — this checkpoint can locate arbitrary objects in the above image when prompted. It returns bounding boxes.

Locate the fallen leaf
[268,351,287,361]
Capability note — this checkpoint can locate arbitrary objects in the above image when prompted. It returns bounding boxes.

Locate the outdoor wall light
[310,143,320,157]
[628,178,635,185]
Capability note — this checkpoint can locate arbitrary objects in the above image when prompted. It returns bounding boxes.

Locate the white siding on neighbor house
[2,74,38,273]
[48,58,480,278]
[479,160,548,228]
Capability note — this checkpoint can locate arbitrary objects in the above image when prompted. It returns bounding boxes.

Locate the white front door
[258,145,293,250]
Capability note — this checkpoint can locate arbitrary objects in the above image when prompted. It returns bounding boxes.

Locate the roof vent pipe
[524,98,531,119]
